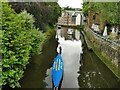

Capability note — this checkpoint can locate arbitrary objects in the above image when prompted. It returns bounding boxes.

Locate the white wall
[76,14,81,25]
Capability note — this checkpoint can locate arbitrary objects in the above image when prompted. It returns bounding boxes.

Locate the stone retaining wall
[83,26,120,79]
[84,27,120,66]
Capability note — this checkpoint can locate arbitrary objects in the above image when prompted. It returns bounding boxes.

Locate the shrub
[1,2,45,88]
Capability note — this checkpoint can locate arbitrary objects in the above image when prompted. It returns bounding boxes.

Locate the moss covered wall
[83,26,120,79]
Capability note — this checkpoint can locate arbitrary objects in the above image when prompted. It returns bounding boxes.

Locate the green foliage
[0,2,2,31]
[1,2,45,88]
[9,2,61,31]
[82,2,89,15]
[83,2,119,25]
[46,2,61,26]
[30,28,45,55]
[44,25,55,40]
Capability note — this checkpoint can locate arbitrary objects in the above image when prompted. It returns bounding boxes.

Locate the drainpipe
[67,13,69,26]
[80,13,82,25]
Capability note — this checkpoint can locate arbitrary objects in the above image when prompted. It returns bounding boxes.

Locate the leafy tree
[1,2,45,88]
[9,2,61,31]
[46,2,61,26]
[83,1,119,30]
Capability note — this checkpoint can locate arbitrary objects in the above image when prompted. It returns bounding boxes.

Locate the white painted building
[76,13,81,25]
[58,10,84,26]
[72,12,84,25]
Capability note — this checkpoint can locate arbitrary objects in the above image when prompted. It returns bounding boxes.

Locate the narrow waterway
[44,28,83,88]
[19,33,58,88]
[79,31,118,88]
[4,27,118,89]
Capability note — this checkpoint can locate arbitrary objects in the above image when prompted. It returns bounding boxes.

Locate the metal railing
[89,28,120,48]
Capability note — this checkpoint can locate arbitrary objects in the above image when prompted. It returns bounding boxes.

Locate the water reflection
[78,33,118,88]
[44,68,52,88]
[75,29,80,40]
[44,27,83,88]
[44,27,118,88]
[17,26,118,89]
[59,38,82,88]
[80,71,104,88]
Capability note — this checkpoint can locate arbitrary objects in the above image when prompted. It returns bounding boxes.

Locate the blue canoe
[52,53,64,88]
